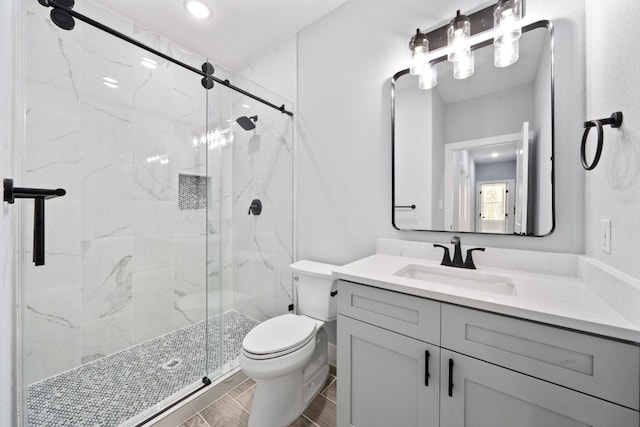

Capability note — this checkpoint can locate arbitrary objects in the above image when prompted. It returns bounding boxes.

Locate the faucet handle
[463,247,485,269]
[433,244,452,266]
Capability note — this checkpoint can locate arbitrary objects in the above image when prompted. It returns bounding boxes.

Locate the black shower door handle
[3,178,66,266]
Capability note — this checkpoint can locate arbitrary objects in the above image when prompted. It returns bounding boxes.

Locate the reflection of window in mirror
[478,182,512,234]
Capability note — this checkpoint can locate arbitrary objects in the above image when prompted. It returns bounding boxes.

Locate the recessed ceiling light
[184,0,211,19]
[242,104,251,109]
[140,58,158,69]
[491,152,499,158]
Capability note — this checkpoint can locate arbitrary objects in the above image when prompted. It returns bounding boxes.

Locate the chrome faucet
[433,236,485,269]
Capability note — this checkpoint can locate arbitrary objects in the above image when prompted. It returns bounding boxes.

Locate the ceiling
[97,0,350,71]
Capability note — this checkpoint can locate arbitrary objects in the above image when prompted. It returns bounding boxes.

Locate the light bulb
[453,51,474,79]
[494,0,522,46]
[419,64,437,90]
[495,39,519,67]
[447,11,471,63]
[409,29,430,76]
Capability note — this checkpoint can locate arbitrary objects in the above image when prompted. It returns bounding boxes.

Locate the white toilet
[239,260,338,427]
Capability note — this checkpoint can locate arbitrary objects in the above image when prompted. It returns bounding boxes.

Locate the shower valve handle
[248,199,262,215]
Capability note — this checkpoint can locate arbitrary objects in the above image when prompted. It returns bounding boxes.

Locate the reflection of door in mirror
[477,181,515,233]
[458,166,471,232]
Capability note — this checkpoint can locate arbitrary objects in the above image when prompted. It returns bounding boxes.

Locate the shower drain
[161,358,183,370]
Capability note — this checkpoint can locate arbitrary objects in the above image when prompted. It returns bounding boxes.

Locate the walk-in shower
[20,0,294,425]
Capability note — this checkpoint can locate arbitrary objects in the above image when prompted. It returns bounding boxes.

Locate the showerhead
[236,115,258,131]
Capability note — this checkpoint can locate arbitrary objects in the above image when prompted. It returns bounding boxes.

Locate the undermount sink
[393,264,517,296]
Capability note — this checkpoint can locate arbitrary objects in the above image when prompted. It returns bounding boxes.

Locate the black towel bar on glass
[580,111,623,171]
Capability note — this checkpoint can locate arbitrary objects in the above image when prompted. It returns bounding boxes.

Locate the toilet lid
[242,314,317,356]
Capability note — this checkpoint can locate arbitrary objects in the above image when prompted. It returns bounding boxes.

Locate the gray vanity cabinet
[337,280,640,427]
[440,349,638,427]
[338,316,439,427]
[337,280,441,427]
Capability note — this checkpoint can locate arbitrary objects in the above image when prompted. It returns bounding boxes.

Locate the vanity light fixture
[408,0,525,89]
[494,0,523,67]
[184,0,211,20]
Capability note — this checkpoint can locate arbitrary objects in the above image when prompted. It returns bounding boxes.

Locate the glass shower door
[222,75,295,366]
[21,0,225,424]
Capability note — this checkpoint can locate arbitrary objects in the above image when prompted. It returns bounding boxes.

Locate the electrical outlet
[601,219,611,254]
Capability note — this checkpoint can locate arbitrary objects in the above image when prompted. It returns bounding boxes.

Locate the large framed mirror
[392,21,554,236]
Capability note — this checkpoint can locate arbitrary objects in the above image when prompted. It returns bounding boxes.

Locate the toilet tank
[291,260,339,322]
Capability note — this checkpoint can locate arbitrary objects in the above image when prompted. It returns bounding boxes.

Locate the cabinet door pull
[448,358,454,397]
[424,350,430,387]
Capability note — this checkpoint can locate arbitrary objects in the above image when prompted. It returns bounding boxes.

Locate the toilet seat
[242,314,317,360]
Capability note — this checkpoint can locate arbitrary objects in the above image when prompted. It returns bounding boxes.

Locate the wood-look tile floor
[178,366,337,427]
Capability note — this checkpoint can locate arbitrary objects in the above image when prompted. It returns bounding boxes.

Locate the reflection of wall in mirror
[395,82,445,229]
[533,32,553,235]
[451,149,476,232]
[444,85,535,143]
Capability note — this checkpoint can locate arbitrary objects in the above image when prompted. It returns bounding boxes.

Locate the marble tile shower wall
[231,76,294,322]
[23,0,231,384]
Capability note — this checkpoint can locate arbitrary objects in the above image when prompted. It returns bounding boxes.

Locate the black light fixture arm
[3,178,67,266]
[38,0,293,117]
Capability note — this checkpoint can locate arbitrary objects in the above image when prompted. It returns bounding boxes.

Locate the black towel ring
[581,111,623,170]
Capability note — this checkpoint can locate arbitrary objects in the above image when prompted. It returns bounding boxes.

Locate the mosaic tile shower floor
[26,310,259,427]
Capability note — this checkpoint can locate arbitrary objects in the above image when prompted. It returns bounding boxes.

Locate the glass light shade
[453,51,474,79]
[410,47,429,75]
[409,30,430,76]
[494,39,519,67]
[419,64,437,90]
[494,0,522,46]
[447,12,471,62]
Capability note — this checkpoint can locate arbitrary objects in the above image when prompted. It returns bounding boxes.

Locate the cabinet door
[440,349,639,427]
[337,315,439,427]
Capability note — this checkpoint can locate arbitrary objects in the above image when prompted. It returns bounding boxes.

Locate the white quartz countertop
[333,253,640,343]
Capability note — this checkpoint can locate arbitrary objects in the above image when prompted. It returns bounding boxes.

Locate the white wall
[236,36,297,109]
[297,0,585,265]
[533,32,553,236]
[394,84,433,229]
[476,161,517,182]
[431,88,445,228]
[0,0,19,423]
[444,84,534,144]
[585,0,640,280]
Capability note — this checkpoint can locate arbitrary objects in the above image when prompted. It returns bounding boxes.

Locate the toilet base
[247,328,328,427]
